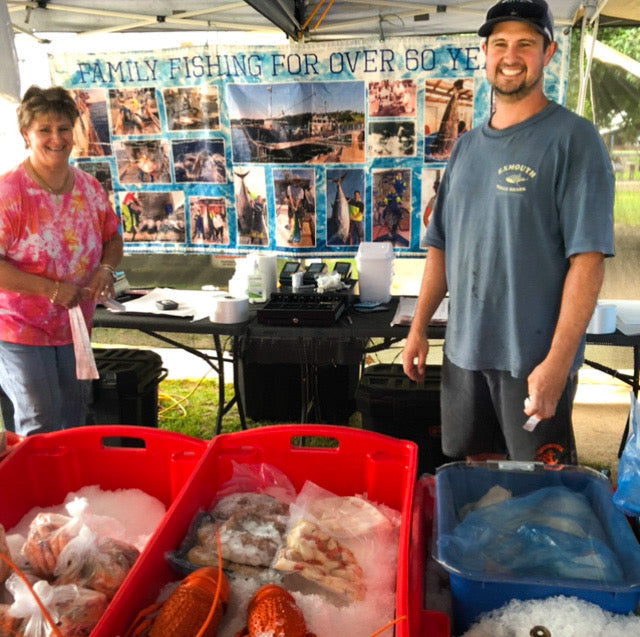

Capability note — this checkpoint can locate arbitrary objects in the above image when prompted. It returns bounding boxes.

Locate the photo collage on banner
[52,35,569,257]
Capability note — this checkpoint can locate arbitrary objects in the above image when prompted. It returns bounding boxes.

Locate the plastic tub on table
[435,461,640,636]
[0,425,207,636]
[98,425,418,637]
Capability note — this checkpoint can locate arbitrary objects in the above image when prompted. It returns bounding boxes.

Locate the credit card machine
[279,261,301,287]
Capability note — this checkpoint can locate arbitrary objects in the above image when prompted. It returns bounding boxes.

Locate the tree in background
[567,26,640,146]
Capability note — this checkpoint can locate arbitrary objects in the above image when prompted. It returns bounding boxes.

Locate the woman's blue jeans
[0,341,90,436]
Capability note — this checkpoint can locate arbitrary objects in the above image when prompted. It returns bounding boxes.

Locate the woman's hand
[49,280,91,308]
[85,265,115,303]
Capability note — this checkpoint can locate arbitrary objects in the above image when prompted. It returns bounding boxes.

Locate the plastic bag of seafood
[98,425,419,637]
[433,461,640,635]
[0,425,206,636]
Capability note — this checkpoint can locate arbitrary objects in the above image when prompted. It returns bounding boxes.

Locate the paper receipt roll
[210,295,249,324]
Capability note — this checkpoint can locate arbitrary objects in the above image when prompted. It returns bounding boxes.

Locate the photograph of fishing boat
[108,88,161,137]
[326,168,365,246]
[227,81,365,164]
[234,168,269,246]
[163,86,220,131]
[368,79,417,118]
[115,140,171,184]
[371,168,411,247]
[189,196,228,245]
[424,78,473,162]
[171,139,226,183]
[119,190,185,243]
[273,169,316,247]
[71,89,112,157]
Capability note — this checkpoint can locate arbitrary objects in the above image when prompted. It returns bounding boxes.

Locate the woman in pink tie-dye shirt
[0,86,123,436]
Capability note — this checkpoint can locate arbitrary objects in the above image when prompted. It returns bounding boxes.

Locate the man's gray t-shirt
[426,102,614,378]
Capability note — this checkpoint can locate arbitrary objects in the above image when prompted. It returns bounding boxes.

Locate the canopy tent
[5,0,640,42]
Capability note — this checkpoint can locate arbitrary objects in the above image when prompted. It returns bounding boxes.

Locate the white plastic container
[587,302,617,334]
[355,241,394,304]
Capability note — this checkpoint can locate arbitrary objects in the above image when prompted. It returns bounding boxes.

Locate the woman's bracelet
[49,280,60,305]
[100,263,117,279]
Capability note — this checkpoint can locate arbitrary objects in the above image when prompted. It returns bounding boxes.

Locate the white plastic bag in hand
[69,306,99,380]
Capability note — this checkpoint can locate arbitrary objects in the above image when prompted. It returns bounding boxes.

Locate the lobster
[234,584,315,637]
[124,566,229,637]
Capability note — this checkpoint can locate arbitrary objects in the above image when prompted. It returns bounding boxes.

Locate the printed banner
[50,34,569,257]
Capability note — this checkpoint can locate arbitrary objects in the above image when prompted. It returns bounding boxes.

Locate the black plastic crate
[239,360,359,424]
[355,363,452,475]
[91,348,167,427]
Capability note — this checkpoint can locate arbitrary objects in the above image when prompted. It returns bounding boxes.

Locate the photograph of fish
[234,167,268,246]
[273,169,316,247]
[108,88,161,137]
[326,168,365,246]
[114,140,171,184]
[424,78,473,162]
[420,168,442,247]
[189,196,228,245]
[368,120,415,158]
[368,79,416,118]
[163,86,220,131]
[118,190,185,243]
[371,168,411,247]
[171,139,226,183]
[71,89,112,157]
[227,81,365,164]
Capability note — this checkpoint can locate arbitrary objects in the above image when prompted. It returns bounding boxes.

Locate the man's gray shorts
[440,355,578,465]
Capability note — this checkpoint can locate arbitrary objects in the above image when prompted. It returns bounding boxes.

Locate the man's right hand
[401,330,429,382]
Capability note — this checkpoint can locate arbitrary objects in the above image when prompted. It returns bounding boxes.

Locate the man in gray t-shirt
[402,0,614,465]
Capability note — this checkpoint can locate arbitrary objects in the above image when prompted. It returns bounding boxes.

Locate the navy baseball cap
[478,0,554,42]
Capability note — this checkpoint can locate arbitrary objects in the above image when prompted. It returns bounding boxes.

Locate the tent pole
[577,9,600,117]
[0,0,20,102]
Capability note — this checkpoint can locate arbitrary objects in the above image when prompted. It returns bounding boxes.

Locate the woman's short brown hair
[17,85,79,133]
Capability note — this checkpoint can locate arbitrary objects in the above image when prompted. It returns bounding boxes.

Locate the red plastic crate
[409,476,451,637]
[98,425,418,637]
[0,425,207,635]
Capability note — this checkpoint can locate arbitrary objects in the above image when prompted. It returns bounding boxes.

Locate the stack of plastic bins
[434,461,640,635]
[0,425,207,635]
[97,425,418,637]
[409,475,451,636]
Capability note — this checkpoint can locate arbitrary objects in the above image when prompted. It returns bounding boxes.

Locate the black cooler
[355,363,452,475]
[91,348,167,427]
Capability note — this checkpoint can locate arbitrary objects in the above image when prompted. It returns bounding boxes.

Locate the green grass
[615,190,640,226]
[157,378,353,447]
[157,378,248,439]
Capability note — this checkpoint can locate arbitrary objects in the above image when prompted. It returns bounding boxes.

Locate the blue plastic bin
[435,461,640,635]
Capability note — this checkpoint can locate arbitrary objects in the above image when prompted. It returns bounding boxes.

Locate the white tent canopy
[5,0,640,42]
[3,1,638,114]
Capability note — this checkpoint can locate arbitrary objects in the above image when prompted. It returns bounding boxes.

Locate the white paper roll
[587,303,617,334]
[210,295,249,324]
